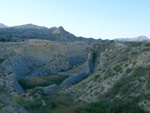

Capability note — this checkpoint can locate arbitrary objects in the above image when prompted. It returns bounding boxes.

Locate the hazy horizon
[0,0,150,39]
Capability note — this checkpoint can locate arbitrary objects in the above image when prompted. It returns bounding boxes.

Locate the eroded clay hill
[0,39,101,92]
[1,40,150,113]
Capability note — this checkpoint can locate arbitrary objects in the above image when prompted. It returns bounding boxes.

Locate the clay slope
[64,41,150,112]
[0,39,101,92]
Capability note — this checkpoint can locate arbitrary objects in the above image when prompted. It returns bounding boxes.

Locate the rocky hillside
[13,24,47,29]
[0,28,150,112]
[0,39,101,91]
[63,41,150,112]
[0,34,103,112]
[0,24,96,42]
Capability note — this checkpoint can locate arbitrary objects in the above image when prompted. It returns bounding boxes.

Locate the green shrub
[15,91,148,113]
[56,98,147,113]
[104,69,115,79]
[113,64,122,73]
[80,98,147,113]
[0,38,17,42]
[146,77,150,90]
[0,85,5,93]
[0,59,4,64]
[0,38,7,42]
[132,66,147,77]
[144,42,150,46]
[98,69,101,71]
[126,68,132,74]
[140,47,150,52]
[94,73,100,78]
[133,61,137,65]
[131,51,139,56]
[16,97,54,113]
[109,76,132,96]
[16,93,74,113]
[109,66,147,97]
[117,54,129,62]
[128,42,143,47]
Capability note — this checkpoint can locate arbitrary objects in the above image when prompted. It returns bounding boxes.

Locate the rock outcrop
[60,72,86,87]
[43,84,60,91]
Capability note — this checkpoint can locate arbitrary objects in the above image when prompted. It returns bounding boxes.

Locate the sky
[0,0,150,39]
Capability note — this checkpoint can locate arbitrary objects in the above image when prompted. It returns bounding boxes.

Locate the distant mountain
[51,26,80,41]
[0,24,97,42]
[13,24,47,29]
[0,23,8,28]
[133,35,149,41]
[52,26,65,34]
[115,35,149,42]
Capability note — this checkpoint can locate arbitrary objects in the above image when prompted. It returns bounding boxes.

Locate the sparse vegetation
[140,47,150,52]
[15,93,147,113]
[131,50,139,56]
[104,69,114,79]
[109,66,148,97]
[0,84,5,93]
[144,42,150,46]
[109,76,132,96]
[117,54,129,62]
[126,68,132,74]
[125,42,143,47]
[15,92,77,113]
[80,98,147,113]
[0,38,17,42]
[113,64,122,73]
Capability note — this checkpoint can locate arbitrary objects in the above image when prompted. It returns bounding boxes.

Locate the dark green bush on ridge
[140,47,150,52]
[126,68,132,74]
[113,64,122,73]
[104,69,115,79]
[144,42,150,46]
[0,38,17,42]
[0,59,4,64]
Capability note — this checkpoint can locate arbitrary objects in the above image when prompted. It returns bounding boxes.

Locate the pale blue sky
[0,0,150,39]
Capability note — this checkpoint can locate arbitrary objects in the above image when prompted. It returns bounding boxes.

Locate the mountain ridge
[115,35,149,42]
[0,24,97,42]
[0,23,8,28]
[13,23,47,29]
[0,23,149,42]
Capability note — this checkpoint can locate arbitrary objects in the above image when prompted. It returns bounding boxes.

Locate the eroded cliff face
[0,39,100,92]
